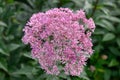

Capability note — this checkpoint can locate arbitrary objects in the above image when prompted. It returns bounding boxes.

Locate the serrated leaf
[102,33,115,41]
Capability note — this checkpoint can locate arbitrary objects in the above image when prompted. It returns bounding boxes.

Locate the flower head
[22,8,95,76]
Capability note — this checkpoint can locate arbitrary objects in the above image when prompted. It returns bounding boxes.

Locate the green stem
[91,0,99,17]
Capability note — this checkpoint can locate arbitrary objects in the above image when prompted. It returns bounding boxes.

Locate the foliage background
[0,0,120,80]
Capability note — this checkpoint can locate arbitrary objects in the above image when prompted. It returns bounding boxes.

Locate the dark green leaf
[22,52,32,59]
[0,61,7,72]
[8,43,20,51]
[99,16,120,23]
[116,38,120,48]
[96,20,115,31]
[102,2,116,8]
[0,72,5,80]
[12,65,34,79]
[108,59,119,67]
[102,33,115,41]
[109,47,120,56]
[104,70,111,80]
[0,48,9,56]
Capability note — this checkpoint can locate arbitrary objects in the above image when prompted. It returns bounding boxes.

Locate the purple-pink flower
[22,8,95,76]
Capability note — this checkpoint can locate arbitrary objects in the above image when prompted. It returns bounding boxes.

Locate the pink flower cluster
[22,8,95,76]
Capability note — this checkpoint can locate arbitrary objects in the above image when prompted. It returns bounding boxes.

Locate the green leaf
[71,0,85,8]
[0,61,7,72]
[97,68,104,73]
[102,20,115,31]
[27,0,35,9]
[6,0,14,3]
[116,38,120,48]
[99,16,120,23]
[108,59,119,67]
[116,24,120,33]
[96,20,115,31]
[12,65,34,79]
[109,47,120,56]
[83,1,92,10]
[104,70,111,80]
[0,48,9,56]
[19,3,33,12]
[0,7,3,13]
[102,33,115,41]
[100,8,109,15]
[8,43,20,51]
[79,71,90,80]
[22,52,32,59]
[0,72,5,80]
[102,2,116,8]
[46,75,59,80]
[0,21,7,27]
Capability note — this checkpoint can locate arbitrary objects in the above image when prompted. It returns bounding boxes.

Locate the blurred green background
[0,0,120,80]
